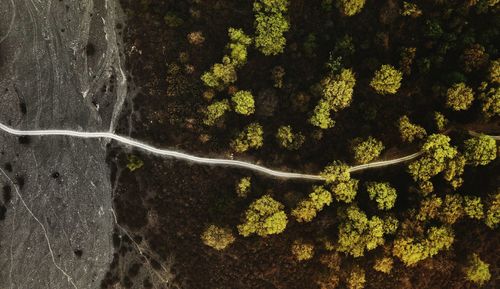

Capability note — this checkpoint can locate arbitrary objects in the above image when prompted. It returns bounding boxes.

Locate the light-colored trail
[0,122,483,181]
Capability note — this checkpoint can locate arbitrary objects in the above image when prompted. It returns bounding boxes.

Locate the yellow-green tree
[464,196,484,219]
[463,135,497,166]
[489,58,500,84]
[321,161,359,203]
[366,182,397,210]
[352,137,385,164]
[398,115,427,143]
[481,87,500,118]
[232,90,255,115]
[238,194,288,237]
[336,0,366,16]
[292,186,332,222]
[276,125,305,150]
[228,28,253,66]
[201,225,235,250]
[464,254,491,286]
[438,194,464,225]
[370,64,403,94]
[203,99,231,126]
[347,266,366,289]
[253,0,290,55]
[236,177,251,198]
[231,123,264,153]
[446,83,474,111]
[485,191,500,229]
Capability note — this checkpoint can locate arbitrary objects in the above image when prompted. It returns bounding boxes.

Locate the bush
[463,135,497,166]
[238,195,288,237]
[231,123,264,153]
[291,240,315,261]
[292,186,332,222]
[402,1,422,17]
[398,115,427,143]
[232,90,255,115]
[126,155,144,172]
[446,83,475,111]
[464,196,484,219]
[276,125,305,150]
[253,0,290,55]
[370,65,403,94]
[366,182,397,210]
[236,177,251,198]
[203,99,231,126]
[465,254,491,286]
[352,137,385,164]
[201,225,235,250]
[336,0,366,16]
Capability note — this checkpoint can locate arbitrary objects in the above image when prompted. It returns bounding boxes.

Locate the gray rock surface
[0,0,127,288]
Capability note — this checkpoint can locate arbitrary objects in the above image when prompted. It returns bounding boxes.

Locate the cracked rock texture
[0,0,127,288]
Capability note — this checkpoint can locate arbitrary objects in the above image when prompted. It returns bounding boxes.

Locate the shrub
[366,182,397,210]
[336,0,366,16]
[236,177,251,198]
[465,254,491,286]
[291,240,315,261]
[463,135,497,166]
[201,225,235,250]
[232,90,255,115]
[446,83,475,111]
[373,257,394,274]
[485,192,500,229]
[352,137,385,164]
[464,196,484,219]
[203,99,231,126]
[292,186,333,222]
[231,123,264,153]
[398,116,427,143]
[402,1,422,17]
[370,65,403,95]
[126,155,144,172]
[238,195,288,237]
[489,58,500,84]
[253,0,290,55]
[187,31,205,45]
[276,125,305,150]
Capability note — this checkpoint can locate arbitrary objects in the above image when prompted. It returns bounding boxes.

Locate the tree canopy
[370,64,403,94]
[238,194,288,237]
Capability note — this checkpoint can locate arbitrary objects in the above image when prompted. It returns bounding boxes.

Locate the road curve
[0,123,462,181]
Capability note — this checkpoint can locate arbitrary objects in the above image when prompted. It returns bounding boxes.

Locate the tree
[253,0,290,55]
[201,225,235,250]
[276,125,305,150]
[402,1,422,17]
[232,90,255,115]
[417,195,442,221]
[443,154,466,189]
[201,57,237,90]
[464,196,484,219]
[463,135,497,166]
[238,194,288,237]
[203,99,231,126]
[464,254,491,286]
[481,87,500,118]
[373,257,394,274]
[489,58,500,84]
[366,182,397,210]
[236,177,251,198]
[446,83,474,111]
[461,44,489,73]
[321,161,358,203]
[370,64,403,95]
[228,28,253,66]
[393,226,454,266]
[434,111,448,131]
[336,0,366,16]
[292,186,332,222]
[439,194,464,225]
[291,240,315,261]
[408,134,458,194]
[321,161,351,184]
[398,115,427,143]
[347,267,366,289]
[231,123,264,153]
[310,99,336,129]
[485,192,500,229]
[352,137,385,164]
[337,205,398,257]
